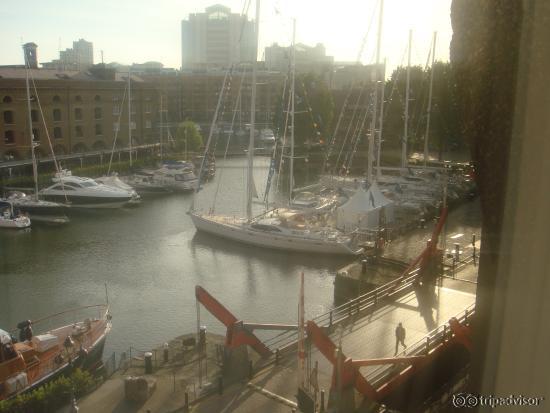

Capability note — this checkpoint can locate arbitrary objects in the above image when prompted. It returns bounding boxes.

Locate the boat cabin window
[52,185,74,191]
[80,181,98,187]
[250,224,282,232]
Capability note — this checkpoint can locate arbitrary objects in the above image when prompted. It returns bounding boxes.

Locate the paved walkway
[192,278,476,413]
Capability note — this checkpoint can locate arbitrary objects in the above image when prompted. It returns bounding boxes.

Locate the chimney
[23,42,38,69]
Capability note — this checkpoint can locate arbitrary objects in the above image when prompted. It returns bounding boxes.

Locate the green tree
[175,120,203,153]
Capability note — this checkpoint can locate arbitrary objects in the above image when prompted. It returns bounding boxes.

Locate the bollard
[144,352,153,374]
[275,348,280,365]
[361,259,367,275]
[163,343,169,363]
[248,360,253,379]
[184,392,189,411]
[218,376,223,395]
[320,390,325,413]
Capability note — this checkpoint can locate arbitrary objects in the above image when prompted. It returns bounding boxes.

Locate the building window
[130,121,136,130]
[95,124,103,136]
[4,130,15,144]
[53,108,62,122]
[53,127,62,140]
[75,125,83,138]
[74,108,83,121]
[94,107,102,120]
[75,95,83,103]
[32,128,40,141]
[31,109,39,122]
[145,120,152,129]
[113,104,121,116]
[145,103,151,113]
[113,122,120,132]
[94,95,101,102]
[3,96,12,104]
[53,95,61,103]
[3,110,14,124]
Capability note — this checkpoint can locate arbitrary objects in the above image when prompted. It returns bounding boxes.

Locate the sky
[1,0,453,72]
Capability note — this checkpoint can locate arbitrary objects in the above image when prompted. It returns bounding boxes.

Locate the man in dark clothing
[395,322,407,355]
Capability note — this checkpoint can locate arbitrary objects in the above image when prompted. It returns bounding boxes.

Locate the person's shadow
[413,280,437,330]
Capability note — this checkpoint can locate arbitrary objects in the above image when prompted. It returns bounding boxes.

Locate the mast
[128,69,133,166]
[159,93,164,161]
[424,31,437,167]
[289,18,296,204]
[23,47,39,200]
[297,272,305,388]
[402,29,412,168]
[376,59,386,180]
[246,0,260,221]
[368,0,383,183]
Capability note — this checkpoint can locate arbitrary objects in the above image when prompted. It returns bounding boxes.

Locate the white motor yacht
[39,172,133,208]
[95,174,141,204]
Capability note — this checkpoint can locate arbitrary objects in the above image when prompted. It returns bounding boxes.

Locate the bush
[0,369,96,413]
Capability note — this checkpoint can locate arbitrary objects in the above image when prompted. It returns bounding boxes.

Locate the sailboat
[3,46,69,224]
[190,7,362,255]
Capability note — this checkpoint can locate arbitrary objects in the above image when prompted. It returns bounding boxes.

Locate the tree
[175,120,203,153]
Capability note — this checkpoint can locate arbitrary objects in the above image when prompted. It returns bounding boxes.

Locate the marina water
[0,157,349,358]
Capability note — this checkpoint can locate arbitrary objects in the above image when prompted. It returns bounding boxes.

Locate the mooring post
[320,389,325,413]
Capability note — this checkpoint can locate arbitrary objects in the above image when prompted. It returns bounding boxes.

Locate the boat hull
[190,213,360,255]
[39,195,131,209]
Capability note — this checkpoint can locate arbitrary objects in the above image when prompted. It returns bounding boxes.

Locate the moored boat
[0,304,111,401]
[0,201,31,229]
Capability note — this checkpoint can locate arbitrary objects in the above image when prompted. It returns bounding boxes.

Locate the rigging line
[212,66,247,213]
[344,88,372,172]
[346,95,372,173]
[107,84,128,175]
[275,66,293,196]
[411,48,433,149]
[334,83,368,173]
[28,72,60,174]
[194,64,234,208]
[356,0,380,62]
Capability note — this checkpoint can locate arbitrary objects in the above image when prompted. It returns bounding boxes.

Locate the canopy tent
[336,182,394,231]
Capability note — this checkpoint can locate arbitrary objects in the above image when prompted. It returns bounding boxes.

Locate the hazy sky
[1,0,452,72]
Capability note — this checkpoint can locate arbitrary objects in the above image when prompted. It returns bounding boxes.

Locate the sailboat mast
[128,69,133,166]
[23,48,39,199]
[424,31,437,167]
[247,0,260,221]
[368,0,384,183]
[159,93,163,161]
[402,29,412,168]
[376,59,386,180]
[289,18,296,204]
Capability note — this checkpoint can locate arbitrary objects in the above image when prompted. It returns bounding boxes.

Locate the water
[0,157,349,357]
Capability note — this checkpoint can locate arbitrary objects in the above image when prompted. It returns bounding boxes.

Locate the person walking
[395,322,407,355]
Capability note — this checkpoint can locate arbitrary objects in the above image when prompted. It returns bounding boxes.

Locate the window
[75,95,83,103]
[32,128,40,141]
[53,95,61,103]
[94,95,101,102]
[145,103,151,113]
[113,122,120,132]
[75,125,83,138]
[2,96,12,104]
[145,120,152,129]
[74,108,83,121]
[95,124,103,136]
[3,110,14,124]
[31,109,39,122]
[53,108,62,122]
[130,121,136,130]
[4,130,15,144]
[52,185,74,191]
[94,107,102,120]
[113,104,121,115]
[54,127,62,140]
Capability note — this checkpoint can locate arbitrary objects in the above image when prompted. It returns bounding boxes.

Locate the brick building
[0,67,159,161]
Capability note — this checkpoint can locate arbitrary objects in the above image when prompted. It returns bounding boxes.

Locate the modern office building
[265,42,334,76]
[181,4,255,70]
[42,39,94,71]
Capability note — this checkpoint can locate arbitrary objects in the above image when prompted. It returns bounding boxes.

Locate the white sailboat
[3,47,69,224]
[190,7,361,255]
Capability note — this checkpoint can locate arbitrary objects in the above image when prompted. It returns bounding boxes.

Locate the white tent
[336,182,394,231]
